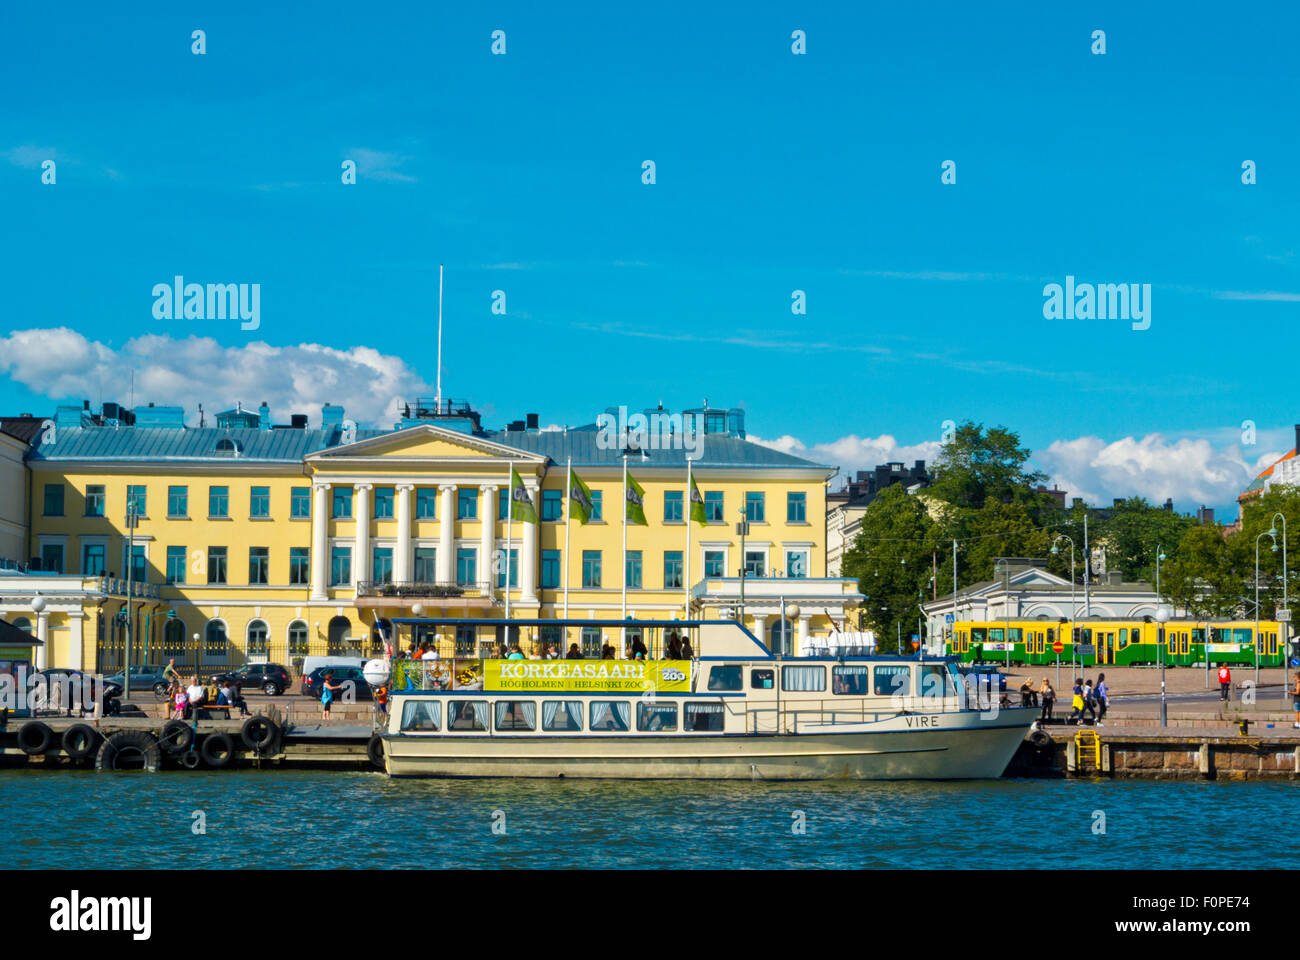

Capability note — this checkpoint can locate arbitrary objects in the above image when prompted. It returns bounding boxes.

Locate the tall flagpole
[563,457,572,620]
[435,264,444,407]
[684,457,692,619]
[504,460,512,622]
[622,453,629,655]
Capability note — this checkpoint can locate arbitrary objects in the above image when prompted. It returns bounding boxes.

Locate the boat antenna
[435,263,444,408]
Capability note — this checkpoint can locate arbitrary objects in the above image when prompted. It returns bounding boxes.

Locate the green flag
[509,467,537,523]
[689,473,707,526]
[625,471,648,526]
[568,469,594,525]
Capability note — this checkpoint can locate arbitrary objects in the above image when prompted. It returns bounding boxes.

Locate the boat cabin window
[637,702,678,731]
[919,664,954,701]
[542,701,583,731]
[707,664,743,691]
[782,665,826,692]
[684,702,725,731]
[400,700,441,732]
[873,665,911,697]
[448,700,488,731]
[590,700,631,732]
[495,700,536,732]
[831,665,869,695]
[750,668,774,689]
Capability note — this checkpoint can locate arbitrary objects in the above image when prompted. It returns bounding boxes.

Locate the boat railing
[741,694,980,734]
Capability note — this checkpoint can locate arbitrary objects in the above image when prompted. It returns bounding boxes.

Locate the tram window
[1118,629,1127,649]
[750,669,775,689]
[400,700,441,732]
[1046,628,1055,646]
[1233,628,1251,645]
[831,665,869,695]
[989,628,1004,643]
[874,665,911,697]
[448,701,488,731]
[637,702,678,732]
[494,700,536,732]
[707,664,743,691]
[1008,627,1023,644]
[684,702,725,732]
[782,665,826,692]
[541,701,583,731]
[971,627,987,643]
[590,701,631,731]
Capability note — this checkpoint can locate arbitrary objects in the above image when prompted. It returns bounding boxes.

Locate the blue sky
[2,1,1297,513]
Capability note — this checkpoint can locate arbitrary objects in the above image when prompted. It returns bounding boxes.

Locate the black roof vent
[290,414,308,429]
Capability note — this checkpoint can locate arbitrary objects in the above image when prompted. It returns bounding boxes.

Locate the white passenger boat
[379,618,1034,780]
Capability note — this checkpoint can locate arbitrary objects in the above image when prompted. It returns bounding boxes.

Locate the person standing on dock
[1094,673,1108,726]
[1038,678,1055,723]
[1291,672,1300,729]
[1218,664,1232,702]
[320,670,343,719]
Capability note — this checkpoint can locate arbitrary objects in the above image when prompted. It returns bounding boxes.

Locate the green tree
[1160,524,1239,618]
[928,422,1046,510]
[1092,497,1195,584]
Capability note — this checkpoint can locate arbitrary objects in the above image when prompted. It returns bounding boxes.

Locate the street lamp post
[1155,604,1171,726]
[1270,513,1289,705]
[1255,529,1278,685]
[125,499,138,701]
[1051,535,1076,687]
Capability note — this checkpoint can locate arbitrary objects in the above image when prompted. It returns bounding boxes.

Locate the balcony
[354,580,494,608]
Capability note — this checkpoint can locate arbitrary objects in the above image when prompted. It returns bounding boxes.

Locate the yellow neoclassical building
[5,398,862,673]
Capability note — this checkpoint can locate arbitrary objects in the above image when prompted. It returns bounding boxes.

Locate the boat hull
[383,708,1035,780]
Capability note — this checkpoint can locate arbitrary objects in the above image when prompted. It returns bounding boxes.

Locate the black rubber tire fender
[199,731,236,768]
[17,721,53,755]
[158,719,195,755]
[240,716,279,753]
[62,723,100,760]
[94,730,161,771]
[367,733,385,769]
[1028,728,1053,749]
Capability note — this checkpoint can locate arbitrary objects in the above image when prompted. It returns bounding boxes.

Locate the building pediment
[306,424,548,466]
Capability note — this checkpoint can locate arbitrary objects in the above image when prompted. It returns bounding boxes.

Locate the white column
[35,612,49,670]
[310,482,330,600]
[69,611,84,671]
[797,615,810,657]
[395,484,414,583]
[438,484,456,583]
[480,485,497,597]
[751,613,768,650]
[353,483,372,588]
[521,480,539,603]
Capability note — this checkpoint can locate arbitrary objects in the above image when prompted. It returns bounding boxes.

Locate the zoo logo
[661,667,686,682]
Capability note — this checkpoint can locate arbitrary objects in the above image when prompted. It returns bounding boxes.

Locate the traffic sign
[1052,638,1064,654]
[1078,644,1096,655]
[1278,608,1291,623]
[944,614,954,624]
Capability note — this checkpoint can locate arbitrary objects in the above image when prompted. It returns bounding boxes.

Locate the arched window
[247,619,269,657]
[288,620,309,656]
[12,617,31,634]
[215,438,243,455]
[327,616,351,655]
[204,620,228,658]
[163,619,186,659]
[769,618,794,656]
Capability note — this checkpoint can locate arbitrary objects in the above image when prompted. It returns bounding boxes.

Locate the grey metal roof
[483,429,829,470]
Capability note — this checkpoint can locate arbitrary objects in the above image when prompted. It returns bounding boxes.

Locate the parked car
[207,662,291,696]
[956,664,1007,692]
[302,665,373,702]
[103,664,170,696]
[298,656,366,691]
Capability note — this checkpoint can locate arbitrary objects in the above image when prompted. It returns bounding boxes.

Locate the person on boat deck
[601,643,615,660]
[506,644,525,660]
[1038,678,1055,722]
[566,643,583,659]
[680,636,694,659]
[546,643,560,659]
[628,635,649,660]
[493,642,507,659]
[665,634,683,660]
[421,644,439,660]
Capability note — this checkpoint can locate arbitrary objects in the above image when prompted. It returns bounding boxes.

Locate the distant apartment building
[1240,423,1300,509]
[827,460,929,576]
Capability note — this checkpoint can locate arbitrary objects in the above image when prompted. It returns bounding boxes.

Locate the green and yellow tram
[945,619,1285,668]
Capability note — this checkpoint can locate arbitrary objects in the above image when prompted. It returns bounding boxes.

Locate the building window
[127,485,147,517]
[589,490,603,521]
[208,547,228,584]
[330,547,352,586]
[541,489,562,522]
[664,550,683,589]
[580,626,602,658]
[416,488,437,519]
[288,620,309,656]
[248,547,269,584]
[247,620,269,656]
[704,491,723,522]
[167,485,188,517]
[541,549,560,589]
[250,486,270,518]
[705,411,726,434]
[704,549,725,577]
[768,618,794,656]
[289,547,309,585]
[85,485,105,517]
[786,550,808,578]
[744,550,766,578]
[625,551,642,589]
[582,550,602,588]
[374,487,394,519]
[457,488,478,519]
[40,543,64,574]
[372,547,394,583]
[663,490,683,522]
[414,547,437,582]
[162,619,186,658]
[209,486,229,518]
[43,483,64,517]
[495,548,518,589]
[82,543,106,576]
[124,544,146,582]
[166,546,186,584]
[787,491,807,523]
[204,620,228,657]
[290,487,310,519]
[333,487,353,519]
[456,547,477,586]
[745,491,765,523]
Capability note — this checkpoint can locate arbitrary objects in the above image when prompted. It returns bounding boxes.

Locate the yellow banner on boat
[484,659,691,693]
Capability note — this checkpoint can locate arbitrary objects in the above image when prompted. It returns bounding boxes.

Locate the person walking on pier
[1080,678,1097,725]
[1094,673,1108,726]
[1218,664,1232,702]
[1038,678,1055,723]
[1068,678,1084,724]
[320,670,343,719]
[1291,671,1300,729]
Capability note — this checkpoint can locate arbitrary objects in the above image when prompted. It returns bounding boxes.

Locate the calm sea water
[0,770,1292,869]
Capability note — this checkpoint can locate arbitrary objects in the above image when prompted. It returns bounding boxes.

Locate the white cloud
[4,145,62,169]
[345,147,417,183]
[0,328,432,427]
